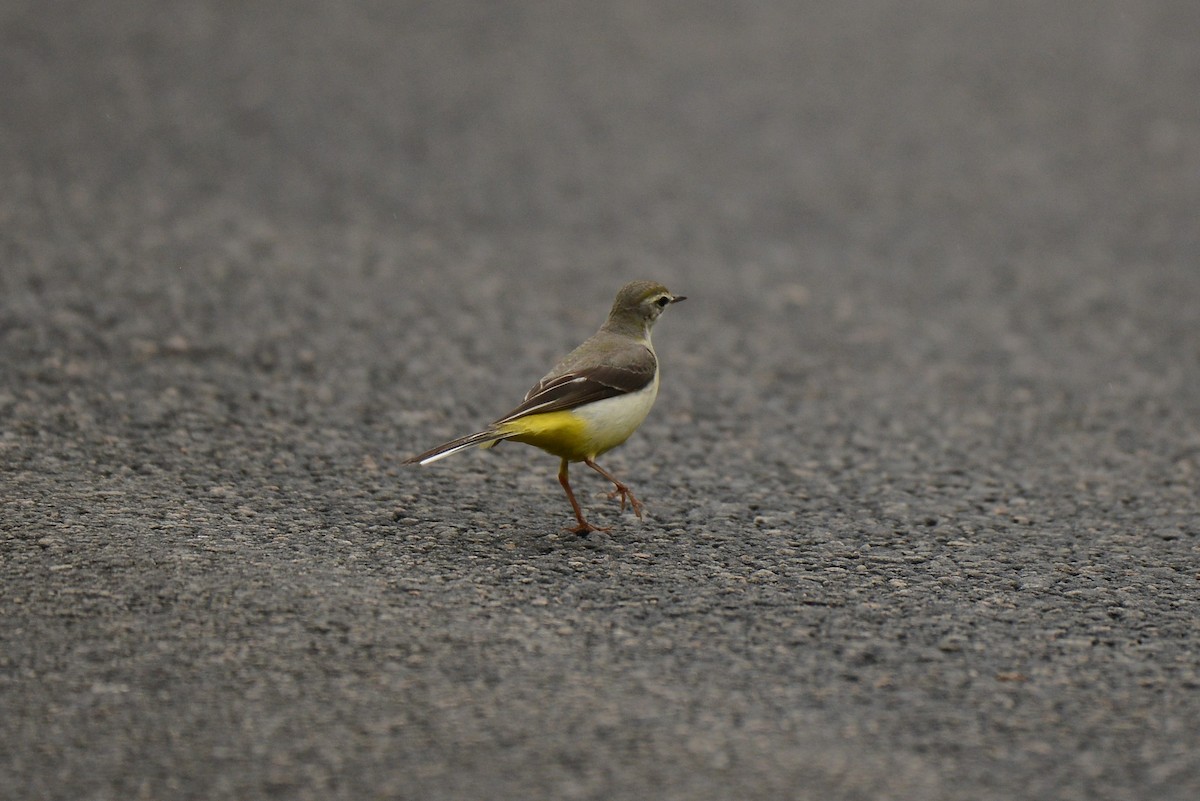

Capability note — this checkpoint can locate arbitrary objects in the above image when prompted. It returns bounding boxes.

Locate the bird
[405,280,685,534]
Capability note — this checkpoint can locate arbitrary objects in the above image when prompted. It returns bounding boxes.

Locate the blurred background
[6,1,1197,384]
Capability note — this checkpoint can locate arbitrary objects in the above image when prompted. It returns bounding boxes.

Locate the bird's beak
[670,295,686,303]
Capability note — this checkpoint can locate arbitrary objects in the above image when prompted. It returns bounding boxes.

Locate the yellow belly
[496,380,659,462]
[498,410,593,461]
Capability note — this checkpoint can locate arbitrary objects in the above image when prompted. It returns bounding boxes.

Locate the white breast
[572,368,660,456]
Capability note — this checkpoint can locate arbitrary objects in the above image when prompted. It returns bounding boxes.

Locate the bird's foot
[565,521,609,536]
[606,484,644,519]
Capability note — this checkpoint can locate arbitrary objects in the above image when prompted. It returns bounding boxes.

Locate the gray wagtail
[405,280,685,534]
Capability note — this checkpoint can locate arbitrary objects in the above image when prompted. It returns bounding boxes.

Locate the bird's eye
[655,296,670,308]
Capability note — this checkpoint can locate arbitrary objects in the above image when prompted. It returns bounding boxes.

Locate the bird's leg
[558,459,607,535]
[584,458,644,520]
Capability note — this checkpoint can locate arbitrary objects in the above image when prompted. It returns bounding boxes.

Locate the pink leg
[584,458,644,520]
[558,459,607,535]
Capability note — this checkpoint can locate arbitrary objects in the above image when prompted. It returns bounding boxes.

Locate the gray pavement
[3,2,1200,799]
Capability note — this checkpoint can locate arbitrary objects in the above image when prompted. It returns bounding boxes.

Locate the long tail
[404,428,508,466]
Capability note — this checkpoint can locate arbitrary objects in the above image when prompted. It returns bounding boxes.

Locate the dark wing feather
[492,353,656,426]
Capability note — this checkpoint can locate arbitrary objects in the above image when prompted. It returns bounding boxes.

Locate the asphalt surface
[3,2,1200,799]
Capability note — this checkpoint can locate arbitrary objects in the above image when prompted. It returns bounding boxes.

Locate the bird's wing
[492,345,656,425]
